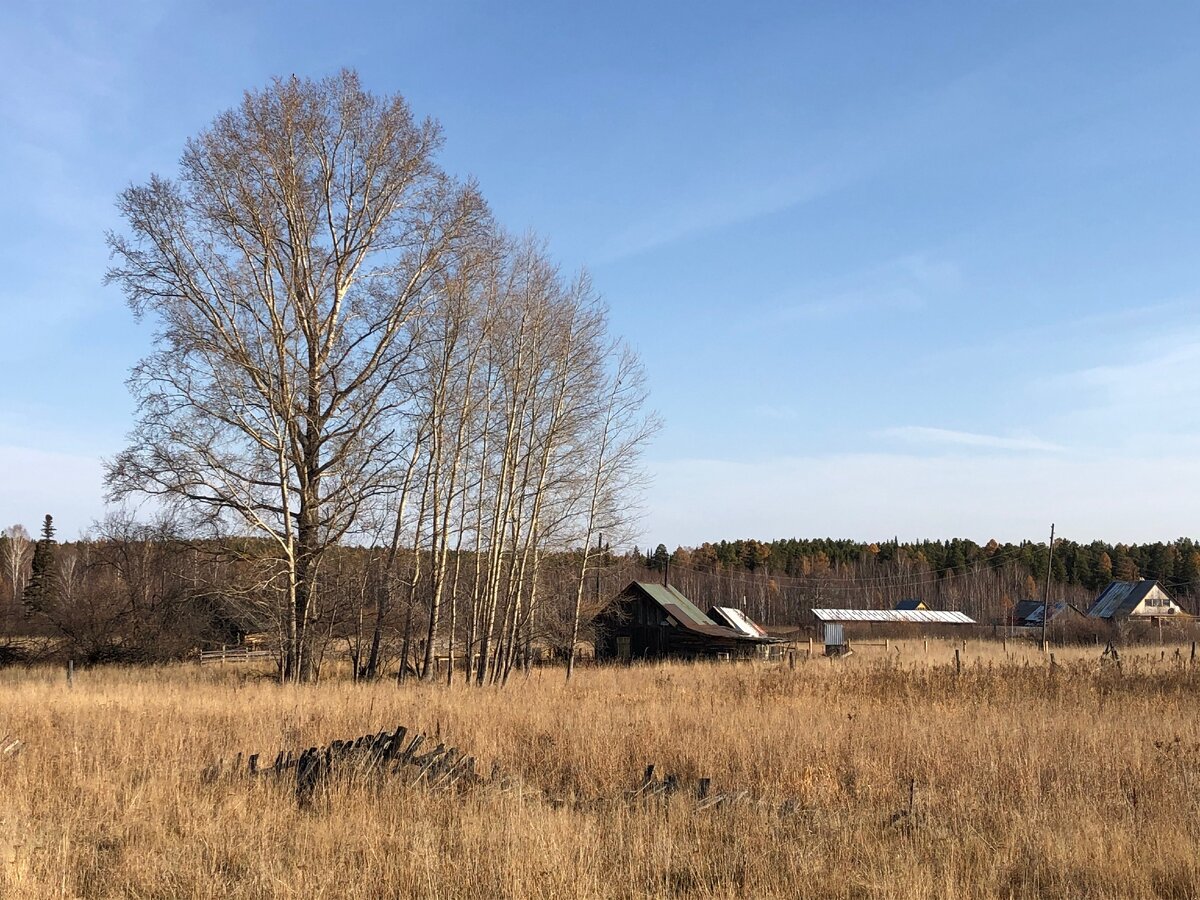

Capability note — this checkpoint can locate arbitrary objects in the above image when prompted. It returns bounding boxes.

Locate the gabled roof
[632,582,713,628]
[895,599,927,611]
[1010,600,1043,623]
[1023,601,1070,625]
[708,606,770,638]
[624,583,770,643]
[1086,580,1177,619]
[812,608,975,625]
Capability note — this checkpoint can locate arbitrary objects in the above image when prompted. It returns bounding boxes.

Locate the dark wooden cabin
[594,581,773,661]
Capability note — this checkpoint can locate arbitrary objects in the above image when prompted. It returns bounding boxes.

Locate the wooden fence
[198,645,275,665]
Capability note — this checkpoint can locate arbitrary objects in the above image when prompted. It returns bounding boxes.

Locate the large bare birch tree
[106,71,484,681]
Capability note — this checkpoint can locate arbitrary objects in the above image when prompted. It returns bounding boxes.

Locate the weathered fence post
[954,649,961,675]
[67,660,74,689]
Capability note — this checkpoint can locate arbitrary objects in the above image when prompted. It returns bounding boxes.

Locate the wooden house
[1086,580,1184,620]
[593,581,774,661]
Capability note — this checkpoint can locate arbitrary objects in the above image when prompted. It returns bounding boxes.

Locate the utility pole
[1042,523,1055,652]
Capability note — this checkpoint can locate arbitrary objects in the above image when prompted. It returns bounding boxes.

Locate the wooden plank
[296,748,320,805]
[383,726,408,762]
[411,747,446,783]
[410,743,446,769]
[398,733,424,766]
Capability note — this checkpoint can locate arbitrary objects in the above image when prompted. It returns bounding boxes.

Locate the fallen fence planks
[204,723,483,806]
[206,727,801,817]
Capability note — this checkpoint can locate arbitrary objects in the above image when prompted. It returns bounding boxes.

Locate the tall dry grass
[0,640,1197,898]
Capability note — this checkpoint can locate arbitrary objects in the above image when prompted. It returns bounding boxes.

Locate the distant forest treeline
[640,536,1200,592]
[3,520,1198,668]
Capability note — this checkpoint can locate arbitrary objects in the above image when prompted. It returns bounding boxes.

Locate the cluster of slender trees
[100,70,657,682]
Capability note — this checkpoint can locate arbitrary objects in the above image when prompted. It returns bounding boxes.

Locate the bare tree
[1,524,31,606]
[106,71,485,680]
[565,343,659,679]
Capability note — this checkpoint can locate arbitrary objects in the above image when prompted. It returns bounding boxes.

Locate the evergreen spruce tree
[23,514,57,612]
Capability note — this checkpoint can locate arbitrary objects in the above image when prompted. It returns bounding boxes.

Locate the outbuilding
[811,607,976,655]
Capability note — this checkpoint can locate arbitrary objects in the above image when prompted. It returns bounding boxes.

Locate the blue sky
[3,1,1200,545]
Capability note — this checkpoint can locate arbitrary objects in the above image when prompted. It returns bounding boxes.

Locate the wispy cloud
[773,253,961,322]
[596,158,860,263]
[1045,330,1200,446]
[595,37,1046,265]
[1059,339,1200,406]
[750,404,799,422]
[777,285,925,322]
[880,426,1065,453]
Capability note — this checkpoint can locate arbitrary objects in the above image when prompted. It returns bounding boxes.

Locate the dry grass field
[0,640,1198,898]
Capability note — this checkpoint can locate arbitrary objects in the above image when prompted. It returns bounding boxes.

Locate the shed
[1009,600,1072,627]
[594,582,774,661]
[895,599,928,611]
[811,608,976,655]
[1008,600,1043,626]
[1022,601,1073,625]
[1086,580,1184,619]
[210,597,276,647]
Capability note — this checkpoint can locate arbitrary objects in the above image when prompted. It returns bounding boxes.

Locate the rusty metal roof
[811,608,975,625]
[660,603,745,639]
